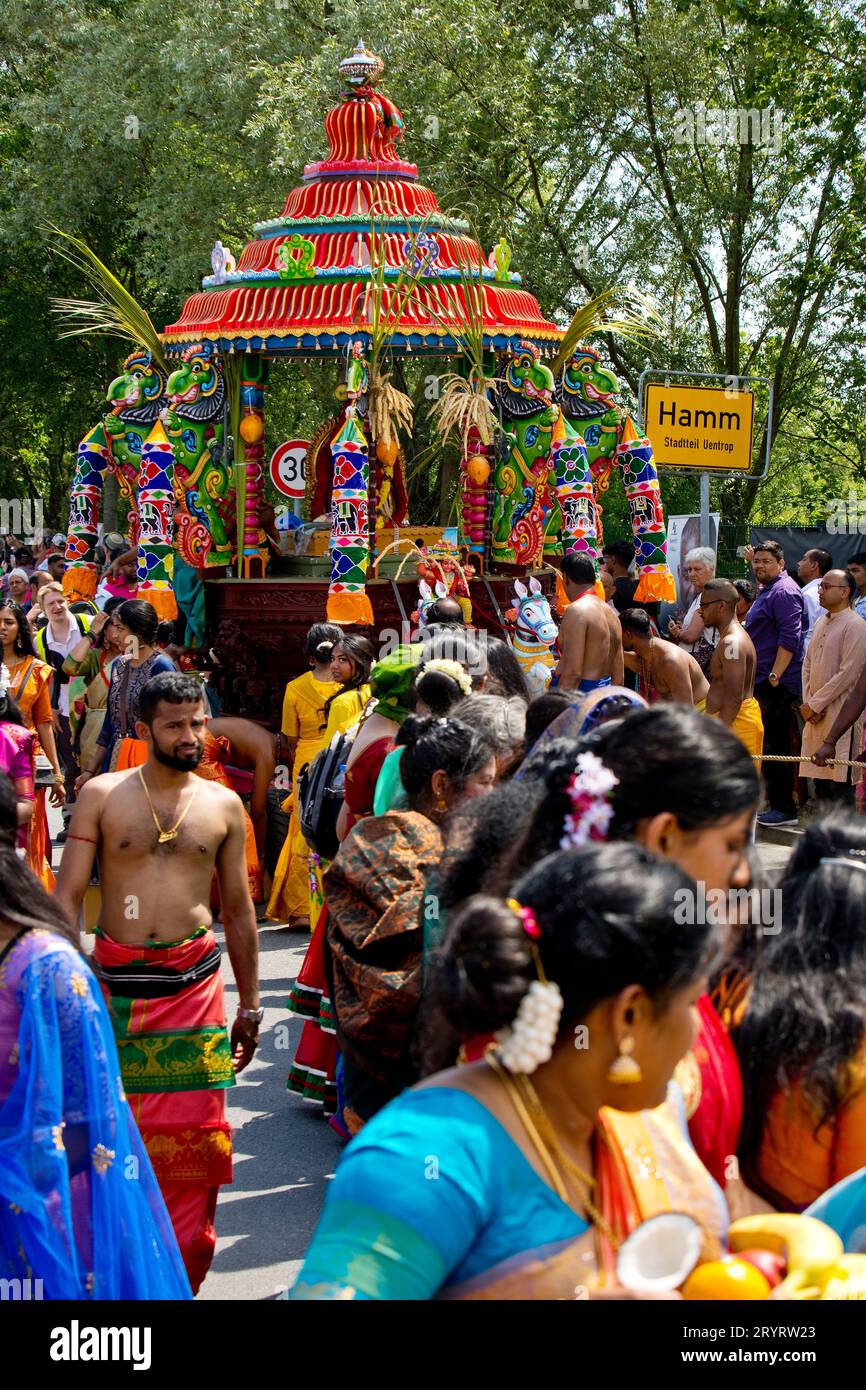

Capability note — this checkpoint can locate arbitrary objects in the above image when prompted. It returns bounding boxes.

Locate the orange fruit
[376,439,399,466]
[239,415,264,444]
[466,457,490,487]
[682,1257,771,1300]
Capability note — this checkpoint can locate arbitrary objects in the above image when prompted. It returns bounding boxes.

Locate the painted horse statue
[554,344,676,603]
[554,345,621,497]
[412,578,448,628]
[507,576,557,696]
[64,349,170,600]
[164,342,231,568]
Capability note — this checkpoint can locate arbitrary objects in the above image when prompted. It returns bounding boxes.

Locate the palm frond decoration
[550,286,663,373]
[45,224,169,370]
[416,212,498,450]
[359,209,435,445]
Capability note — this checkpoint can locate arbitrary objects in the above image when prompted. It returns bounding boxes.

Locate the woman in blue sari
[0,771,190,1300]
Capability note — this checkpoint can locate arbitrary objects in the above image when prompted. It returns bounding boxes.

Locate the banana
[814,1254,866,1301]
[729,1214,843,1292]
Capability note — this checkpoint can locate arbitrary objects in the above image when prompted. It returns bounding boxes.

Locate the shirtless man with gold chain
[55,671,259,1294]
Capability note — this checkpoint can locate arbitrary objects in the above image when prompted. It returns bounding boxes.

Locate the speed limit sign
[269,440,309,498]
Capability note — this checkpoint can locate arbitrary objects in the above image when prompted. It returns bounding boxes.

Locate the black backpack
[298,730,354,861]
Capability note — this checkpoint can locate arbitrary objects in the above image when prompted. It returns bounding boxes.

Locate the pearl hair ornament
[494,898,563,1074]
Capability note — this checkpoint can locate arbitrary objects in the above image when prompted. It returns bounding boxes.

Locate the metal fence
[715,517,751,581]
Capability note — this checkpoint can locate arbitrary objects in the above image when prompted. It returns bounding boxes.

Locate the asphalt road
[200,923,340,1301]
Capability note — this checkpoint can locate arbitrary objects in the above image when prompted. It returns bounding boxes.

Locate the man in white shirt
[797,547,832,651]
[35,533,69,572]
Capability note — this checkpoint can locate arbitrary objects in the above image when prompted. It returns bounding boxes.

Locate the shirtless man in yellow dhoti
[701,579,764,757]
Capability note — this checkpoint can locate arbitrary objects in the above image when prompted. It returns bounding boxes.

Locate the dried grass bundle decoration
[430,371,496,450]
[368,372,414,447]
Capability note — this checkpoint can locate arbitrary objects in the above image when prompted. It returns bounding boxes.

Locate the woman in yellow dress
[266,624,348,927]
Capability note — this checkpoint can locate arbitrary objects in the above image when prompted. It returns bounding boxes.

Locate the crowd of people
[599,538,866,821]
[3,528,866,1300]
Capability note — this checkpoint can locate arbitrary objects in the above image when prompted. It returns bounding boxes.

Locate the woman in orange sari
[734,815,866,1210]
[504,704,759,1189]
[290,841,726,1299]
[0,600,64,887]
[195,724,263,903]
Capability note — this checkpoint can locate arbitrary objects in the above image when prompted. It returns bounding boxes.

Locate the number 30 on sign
[269,440,309,498]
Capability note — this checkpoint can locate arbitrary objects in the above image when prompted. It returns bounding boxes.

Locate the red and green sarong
[92,924,234,1293]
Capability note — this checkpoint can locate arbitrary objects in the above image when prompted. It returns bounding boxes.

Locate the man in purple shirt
[744,540,805,825]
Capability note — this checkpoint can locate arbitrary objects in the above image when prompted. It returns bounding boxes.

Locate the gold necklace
[137,766,198,844]
[485,1052,618,1249]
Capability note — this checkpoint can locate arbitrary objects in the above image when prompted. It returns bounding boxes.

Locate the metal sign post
[700,473,711,548]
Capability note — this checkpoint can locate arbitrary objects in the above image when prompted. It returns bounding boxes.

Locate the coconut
[616,1212,703,1292]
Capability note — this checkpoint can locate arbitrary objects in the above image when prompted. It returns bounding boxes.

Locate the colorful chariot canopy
[162,43,562,357]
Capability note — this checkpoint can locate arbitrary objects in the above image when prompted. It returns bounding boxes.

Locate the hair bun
[433,895,533,1036]
[396,713,434,749]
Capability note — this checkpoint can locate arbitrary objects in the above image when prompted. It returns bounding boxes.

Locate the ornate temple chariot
[63,42,674,724]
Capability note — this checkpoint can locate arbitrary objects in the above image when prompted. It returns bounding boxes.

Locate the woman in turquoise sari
[290,840,727,1299]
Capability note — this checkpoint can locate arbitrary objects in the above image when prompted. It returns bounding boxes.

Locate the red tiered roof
[162,45,561,356]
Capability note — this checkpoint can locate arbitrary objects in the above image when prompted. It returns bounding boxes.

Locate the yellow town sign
[644,383,755,471]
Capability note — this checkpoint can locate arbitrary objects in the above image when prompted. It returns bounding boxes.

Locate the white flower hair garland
[419,658,472,696]
[0,663,10,697]
[560,751,619,850]
[494,898,564,1074]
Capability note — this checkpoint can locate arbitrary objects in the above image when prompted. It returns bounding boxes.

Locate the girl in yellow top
[267,623,343,926]
[321,635,375,741]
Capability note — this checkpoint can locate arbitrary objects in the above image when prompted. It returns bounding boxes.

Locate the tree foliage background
[1,0,864,539]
